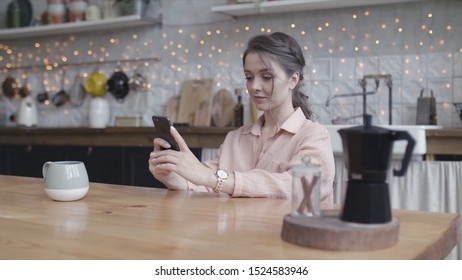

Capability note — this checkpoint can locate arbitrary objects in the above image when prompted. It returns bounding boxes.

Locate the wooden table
[0,175,459,260]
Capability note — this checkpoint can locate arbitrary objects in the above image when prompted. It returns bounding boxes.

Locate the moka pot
[338,115,415,223]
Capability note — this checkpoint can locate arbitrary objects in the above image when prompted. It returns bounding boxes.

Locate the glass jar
[291,159,322,217]
[69,0,88,22]
[48,0,65,24]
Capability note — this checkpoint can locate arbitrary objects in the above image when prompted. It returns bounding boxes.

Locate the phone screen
[152,115,180,151]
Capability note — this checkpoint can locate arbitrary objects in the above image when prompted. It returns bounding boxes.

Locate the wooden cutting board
[177,79,214,126]
[165,95,180,123]
[211,89,235,127]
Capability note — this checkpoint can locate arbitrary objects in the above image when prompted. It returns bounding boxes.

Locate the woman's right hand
[148,137,188,191]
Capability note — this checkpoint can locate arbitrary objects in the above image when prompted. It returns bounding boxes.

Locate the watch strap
[213,169,228,193]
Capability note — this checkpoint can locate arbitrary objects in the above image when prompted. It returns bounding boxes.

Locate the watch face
[217,169,228,179]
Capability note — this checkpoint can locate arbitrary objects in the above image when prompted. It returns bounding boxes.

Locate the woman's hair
[243,32,313,120]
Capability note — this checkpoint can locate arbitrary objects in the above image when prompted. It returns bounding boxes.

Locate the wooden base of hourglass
[281,210,400,251]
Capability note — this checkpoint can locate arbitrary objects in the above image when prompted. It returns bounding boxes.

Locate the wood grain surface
[0,127,232,148]
[426,128,462,157]
[0,175,459,260]
[177,79,214,126]
[281,211,400,251]
[211,89,235,127]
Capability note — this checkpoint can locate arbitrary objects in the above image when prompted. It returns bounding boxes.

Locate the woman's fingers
[153,137,171,150]
[170,126,189,152]
[150,151,179,168]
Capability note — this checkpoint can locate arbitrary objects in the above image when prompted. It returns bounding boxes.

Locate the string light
[0,2,458,121]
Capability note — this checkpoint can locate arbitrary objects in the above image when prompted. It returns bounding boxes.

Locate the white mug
[43,161,89,201]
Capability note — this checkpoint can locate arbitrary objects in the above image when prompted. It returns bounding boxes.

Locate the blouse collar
[242,107,307,136]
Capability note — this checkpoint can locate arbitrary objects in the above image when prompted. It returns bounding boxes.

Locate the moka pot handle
[391,130,416,176]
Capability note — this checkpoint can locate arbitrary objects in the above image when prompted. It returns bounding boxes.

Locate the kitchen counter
[0,126,233,148]
[426,128,462,160]
[0,175,459,259]
[2,127,461,158]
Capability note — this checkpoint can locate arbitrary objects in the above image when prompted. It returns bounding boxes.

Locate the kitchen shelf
[0,15,161,41]
[211,0,421,17]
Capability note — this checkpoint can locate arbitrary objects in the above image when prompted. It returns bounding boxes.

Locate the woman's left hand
[150,126,214,188]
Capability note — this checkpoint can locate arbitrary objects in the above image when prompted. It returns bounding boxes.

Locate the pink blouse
[188,108,335,202]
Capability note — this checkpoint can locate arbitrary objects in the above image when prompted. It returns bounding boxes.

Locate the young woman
[149,32,335,202]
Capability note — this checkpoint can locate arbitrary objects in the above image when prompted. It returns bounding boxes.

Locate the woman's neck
[262,105,295,136]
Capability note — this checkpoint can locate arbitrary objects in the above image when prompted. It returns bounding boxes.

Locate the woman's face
[244,52,296,113]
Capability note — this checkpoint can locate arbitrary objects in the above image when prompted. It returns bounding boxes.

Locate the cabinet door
[66,146,126,185]
[3,145,66,178]
[126,147,166,188]
[0,145,7,174]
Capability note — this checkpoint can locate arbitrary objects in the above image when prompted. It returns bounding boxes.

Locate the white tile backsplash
[379,55,402,79]
[332,57,356,82]
[428,53,453,78]
[454,53,462,77]
[355,56,380,80]
[427,78,453,102]
[310,58,332,81]
[1,0,461,127]
[403,54,428,81]
[402,79,427,103]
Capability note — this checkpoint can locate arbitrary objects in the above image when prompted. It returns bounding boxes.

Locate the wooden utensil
[2,77,18,99]
[211,89,235,127]
[193,100,211,126]
[297,175,319,214]
[18,75,30,98]
[165,95,180,124]
[177,79,213,126]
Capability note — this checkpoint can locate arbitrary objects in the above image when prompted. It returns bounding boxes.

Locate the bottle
[233,88,244,127]
[0,94,7,127]
[7,0,22,28]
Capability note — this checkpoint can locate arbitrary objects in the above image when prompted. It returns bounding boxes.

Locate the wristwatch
[213,169,229,193]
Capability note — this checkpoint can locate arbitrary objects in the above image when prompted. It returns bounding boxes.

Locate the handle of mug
[391,131,416,176]
[42,161,52,178]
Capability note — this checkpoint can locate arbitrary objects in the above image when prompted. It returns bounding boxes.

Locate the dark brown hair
[243,32,312,120]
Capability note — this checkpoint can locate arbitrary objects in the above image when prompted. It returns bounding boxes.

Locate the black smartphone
[152,115,180,151]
